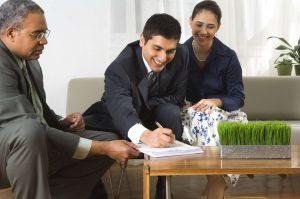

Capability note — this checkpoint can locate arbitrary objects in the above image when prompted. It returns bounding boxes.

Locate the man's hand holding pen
[140,122,175,147]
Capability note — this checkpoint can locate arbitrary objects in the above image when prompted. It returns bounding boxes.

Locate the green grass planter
[218,121,291,159]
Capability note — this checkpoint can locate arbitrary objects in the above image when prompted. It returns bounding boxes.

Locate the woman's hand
[192,98,222,112]
[181,101,192,111]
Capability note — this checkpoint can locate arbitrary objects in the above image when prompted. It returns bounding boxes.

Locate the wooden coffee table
[143,145,300,199]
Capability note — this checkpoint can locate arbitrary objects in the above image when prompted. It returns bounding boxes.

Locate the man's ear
[5,27,17,42]
[139,34,145,47]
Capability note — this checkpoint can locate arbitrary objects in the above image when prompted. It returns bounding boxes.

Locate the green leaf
[288,52,296,60]
[268,36,292,47]
[275,45,292,51]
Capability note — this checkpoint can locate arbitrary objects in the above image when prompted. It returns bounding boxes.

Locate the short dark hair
[191,0,222,25]
[142,13,181,43]
[0,0,44,34]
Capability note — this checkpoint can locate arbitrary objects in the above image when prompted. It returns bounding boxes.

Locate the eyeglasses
[14,27,51,41]
[31,29,51,41]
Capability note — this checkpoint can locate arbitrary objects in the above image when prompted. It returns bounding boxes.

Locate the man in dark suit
[0,1,139,199]
[84,13,188,147]
[84,13,188,198]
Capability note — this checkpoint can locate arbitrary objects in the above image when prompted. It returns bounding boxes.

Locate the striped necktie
[148,71,159,96]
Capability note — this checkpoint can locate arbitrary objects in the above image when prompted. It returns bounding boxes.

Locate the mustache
[35,46,44,51]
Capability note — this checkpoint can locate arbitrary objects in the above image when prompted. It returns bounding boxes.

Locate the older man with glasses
[0,1,139,199]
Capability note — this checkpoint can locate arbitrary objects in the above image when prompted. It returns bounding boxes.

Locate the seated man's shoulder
[116,40,139,60]
[106,41,139,73]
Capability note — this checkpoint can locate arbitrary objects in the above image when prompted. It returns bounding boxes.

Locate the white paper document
[138,140,203,158]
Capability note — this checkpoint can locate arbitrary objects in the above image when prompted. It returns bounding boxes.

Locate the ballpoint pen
[155,121,163,128]
[155,122,176,146]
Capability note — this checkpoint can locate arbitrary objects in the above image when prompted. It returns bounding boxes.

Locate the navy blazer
[84,41,188,138]
[184,37,245,111]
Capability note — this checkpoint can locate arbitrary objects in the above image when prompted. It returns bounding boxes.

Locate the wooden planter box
[221,145,291,159]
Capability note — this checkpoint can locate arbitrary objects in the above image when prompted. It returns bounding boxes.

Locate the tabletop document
[138,140,203,157]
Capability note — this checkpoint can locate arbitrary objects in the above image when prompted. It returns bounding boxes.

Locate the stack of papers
[138,140,203,158]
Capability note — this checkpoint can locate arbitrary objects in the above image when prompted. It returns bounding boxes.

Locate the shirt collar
[141,53,152,73]
[210,37,227,57]
[204,37,227,63]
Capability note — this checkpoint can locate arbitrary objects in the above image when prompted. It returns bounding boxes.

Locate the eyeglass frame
[31,29,51,41]
[13,27,51,41]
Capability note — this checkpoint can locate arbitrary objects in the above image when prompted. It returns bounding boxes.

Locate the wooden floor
[103,162,300,199]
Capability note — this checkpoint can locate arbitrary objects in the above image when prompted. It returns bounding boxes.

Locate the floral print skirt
[181,106,248,186]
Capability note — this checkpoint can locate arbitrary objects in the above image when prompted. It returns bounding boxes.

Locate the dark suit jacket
[0,39,79,157]
[84,40,188,139]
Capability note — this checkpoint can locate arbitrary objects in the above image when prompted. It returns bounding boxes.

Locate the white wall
[37,0,111,116]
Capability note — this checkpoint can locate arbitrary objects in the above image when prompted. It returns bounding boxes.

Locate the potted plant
[218,121,291,158]
[268,36,300,75]
[275,57,293,76]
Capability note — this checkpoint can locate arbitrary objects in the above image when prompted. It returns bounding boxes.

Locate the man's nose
[39,37,48,45]
[158,51,167,62]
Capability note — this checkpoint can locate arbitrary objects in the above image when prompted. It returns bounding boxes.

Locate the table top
[143,145,300,176]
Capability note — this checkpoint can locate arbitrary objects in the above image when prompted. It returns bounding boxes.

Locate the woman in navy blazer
[184,1,245,112]
[183,1,245,198]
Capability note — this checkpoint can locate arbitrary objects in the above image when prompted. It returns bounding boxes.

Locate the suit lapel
[25,61,64,130]
[26,61,44,97]
[159,67,171,92]
[135,47,150,108]
[0,40,30,97]
[138,77,149,107]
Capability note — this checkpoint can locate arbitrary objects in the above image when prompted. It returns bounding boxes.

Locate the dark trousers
[151,103,183,140]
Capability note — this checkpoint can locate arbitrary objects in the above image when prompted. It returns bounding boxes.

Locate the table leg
[143,166,150,199]
[166,176,171,199]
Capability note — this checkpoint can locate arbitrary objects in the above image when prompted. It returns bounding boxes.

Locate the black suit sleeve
[103,63,141,137]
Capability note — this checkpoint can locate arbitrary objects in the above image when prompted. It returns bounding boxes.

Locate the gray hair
[0,0,44,34]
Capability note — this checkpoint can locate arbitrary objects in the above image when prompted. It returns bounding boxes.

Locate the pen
[155,121,176,146]
[155,122,163,128]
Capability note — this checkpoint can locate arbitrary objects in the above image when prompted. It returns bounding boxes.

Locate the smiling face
[189,9,220,48]
[140,35,178,72]
[7,12,48,60]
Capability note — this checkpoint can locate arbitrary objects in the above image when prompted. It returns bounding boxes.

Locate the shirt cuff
[128,123,149,144]
[72,138,92,160]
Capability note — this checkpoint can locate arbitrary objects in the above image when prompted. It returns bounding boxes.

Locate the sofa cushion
[66,77,104,115]
[242,76,300,120]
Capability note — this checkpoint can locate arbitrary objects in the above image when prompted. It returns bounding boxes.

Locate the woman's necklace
[192,40,208,62]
